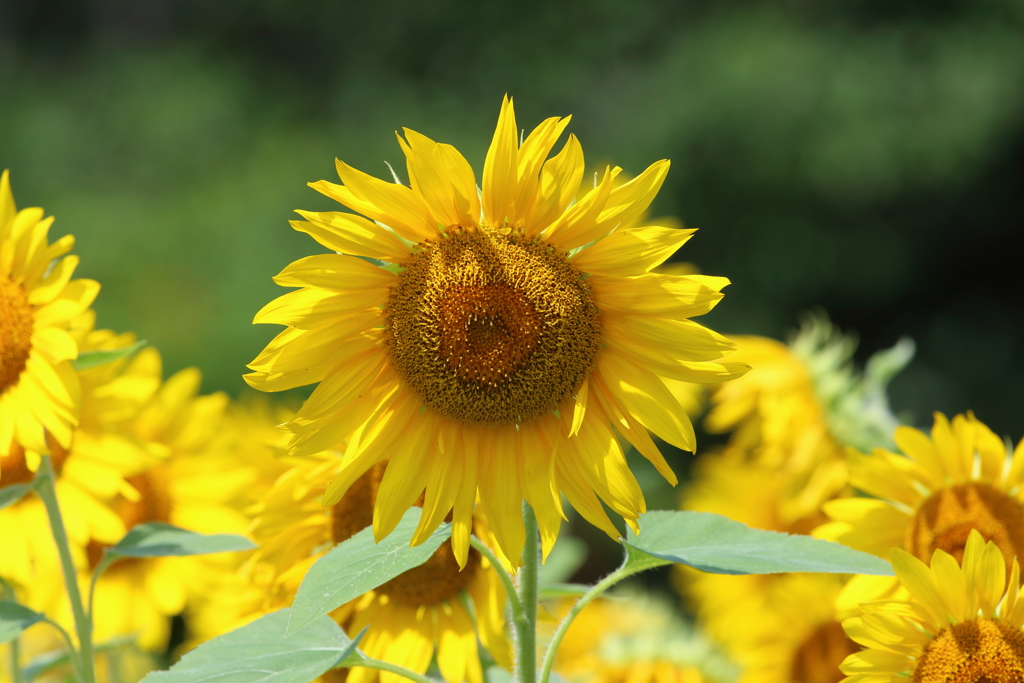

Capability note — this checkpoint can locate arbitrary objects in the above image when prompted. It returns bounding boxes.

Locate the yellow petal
[273,253,397,291]
[571,226,695,276]
[482,95,519,228]
[292,211,410,262]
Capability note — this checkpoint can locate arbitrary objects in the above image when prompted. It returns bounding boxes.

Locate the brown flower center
[0,274,34,394]
[906,483,1024,575]
[0,435,71,486]
[385,228,600,426]
[789,620,860,683]
[330,462,480,606]
[913,618,1024,683]
[87,472,172,570]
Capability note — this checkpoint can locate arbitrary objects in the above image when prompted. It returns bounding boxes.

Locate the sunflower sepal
[70,339,147,372]
[624,510,894,576]
[287,507,452,637]
[138,609,362,683]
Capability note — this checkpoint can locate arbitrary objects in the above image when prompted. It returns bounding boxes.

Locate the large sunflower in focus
[0,170,98,466]
[246,97,747,564]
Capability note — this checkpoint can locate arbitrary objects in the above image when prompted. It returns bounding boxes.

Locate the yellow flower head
[0,170,99,465]
[840,530,1024,682]
[816,412,1024,614]
[246,97,747,564]
[551,591,737,683]
[206,452,511,683]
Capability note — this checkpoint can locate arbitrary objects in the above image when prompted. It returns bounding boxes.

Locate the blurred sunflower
[0,170,98,470]
[549,590,737,683]
[0,317,157,596]
[209,451,512,683]
[79,350,254,651]
[246,96,747,564]
[816,411,1024,618]
[840,530,1024,682]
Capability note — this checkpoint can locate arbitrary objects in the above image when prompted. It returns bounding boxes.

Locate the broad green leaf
[72,340,148,371]
[141,609,359,683]
[624,510,893,576]
[110,523,255,558]
[288,508,451,635]
[0,483,33,512]
[0,601,45,644]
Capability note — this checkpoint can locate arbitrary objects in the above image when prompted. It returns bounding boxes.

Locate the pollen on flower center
[906,483,1024,575]
[385,227,600,426]
[912,618,1024,683]
[0,275,33,393]
[789,620,860,683]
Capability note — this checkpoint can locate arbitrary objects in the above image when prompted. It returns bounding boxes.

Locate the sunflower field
[2,3,1023,683]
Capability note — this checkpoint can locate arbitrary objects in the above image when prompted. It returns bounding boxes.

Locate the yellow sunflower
[246,96,747,565]
[73,350,254,651]
[703,572,857,683]
[1,170,98,468]
[549,590,737,683]
[213,451,512,683]
[703,333,849,524]
[840,530,1024,682]
[0,317,158,600]
[815,411,1024,616]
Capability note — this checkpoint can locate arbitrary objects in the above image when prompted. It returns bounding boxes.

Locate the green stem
[35,456,96,683]
[537,561,635,683]
[351,656,443,683]
[469,535,522,618]
[9,635,24,683]
[516,503,540,683]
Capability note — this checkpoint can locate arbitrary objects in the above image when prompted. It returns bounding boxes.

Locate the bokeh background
[2,0,1023,437]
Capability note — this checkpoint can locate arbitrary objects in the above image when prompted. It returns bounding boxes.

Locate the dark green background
[2,0,1023,437]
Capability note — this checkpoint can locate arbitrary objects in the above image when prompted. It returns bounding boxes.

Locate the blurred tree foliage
[1,0,1022,435]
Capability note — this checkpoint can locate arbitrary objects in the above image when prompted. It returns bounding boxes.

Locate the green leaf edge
[72,340,148,371]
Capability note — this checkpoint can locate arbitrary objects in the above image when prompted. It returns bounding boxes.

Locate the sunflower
[815,411,1024,617]
[840,530,1024,682]
[0,317,159,600]
[73,350,254,651]
[246,96,747,565]
[1,170,98,470]
[217,451,511,683]
[548,590,737,683]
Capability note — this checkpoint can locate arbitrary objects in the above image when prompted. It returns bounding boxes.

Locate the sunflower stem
[36,456,96,683]
[470,535,523,618]
[515,502,540,683]
[9,636,23,683]
[537,559,634,683]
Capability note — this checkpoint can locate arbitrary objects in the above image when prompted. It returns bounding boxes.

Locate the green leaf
[0,483,33,512]
[72,340,147,371]
[624,510,893,576]
[288,508,451,636]
[141,609,359,683]
[0,601,45,644]
[109,523,255,558]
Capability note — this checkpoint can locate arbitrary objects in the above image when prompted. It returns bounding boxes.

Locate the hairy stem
[515,503,540,683]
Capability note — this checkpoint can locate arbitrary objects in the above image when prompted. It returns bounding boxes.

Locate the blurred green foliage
[1,0,1022,434]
